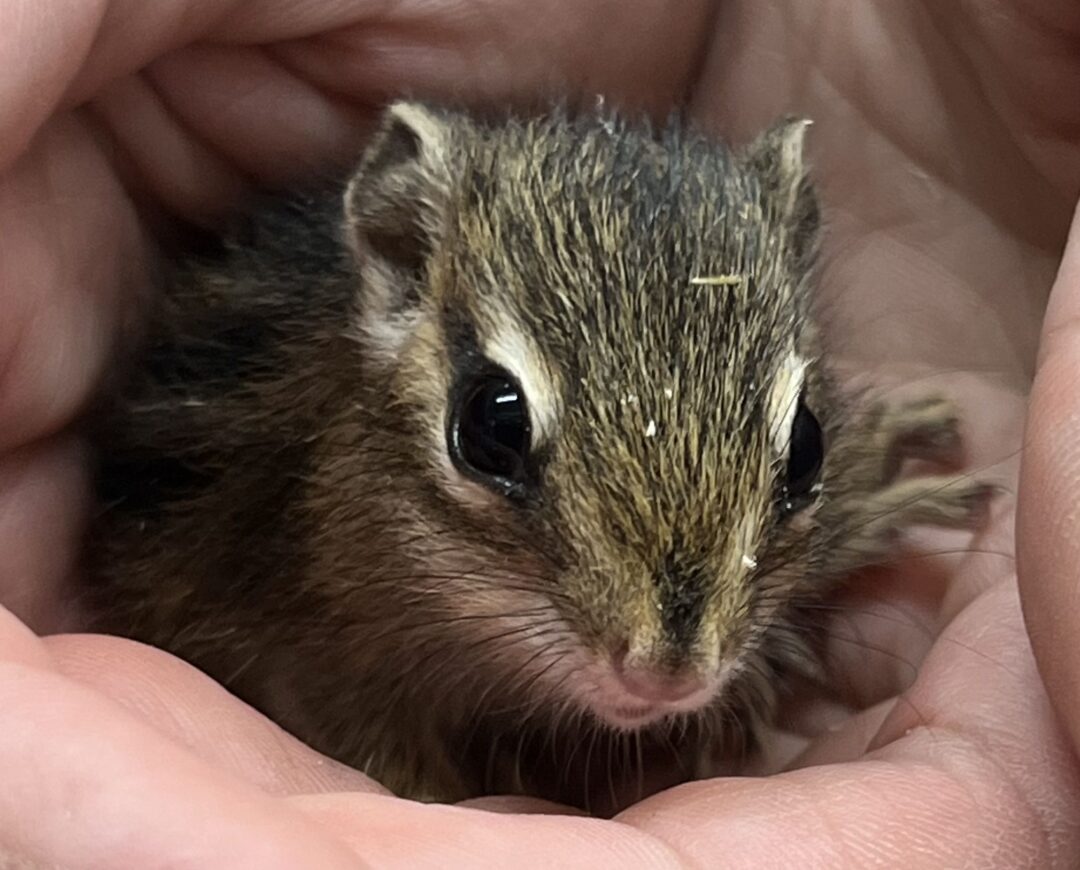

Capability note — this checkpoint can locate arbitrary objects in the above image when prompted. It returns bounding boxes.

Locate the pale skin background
[1,0,1080,865]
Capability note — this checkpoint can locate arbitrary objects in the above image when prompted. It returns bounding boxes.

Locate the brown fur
[83,103,991,812]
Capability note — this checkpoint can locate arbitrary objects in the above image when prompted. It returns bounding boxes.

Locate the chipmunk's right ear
[743,117,820,274]
[345,101,456,321]
[743,117,813,215]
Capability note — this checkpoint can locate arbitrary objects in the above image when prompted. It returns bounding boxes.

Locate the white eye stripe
[480,324,559,442]
[767,350,808,456]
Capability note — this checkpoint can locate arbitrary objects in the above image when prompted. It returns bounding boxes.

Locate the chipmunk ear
[346,101,460,356]
[744,117,812,212]
[346,101,457,305]
[744,117,819,269]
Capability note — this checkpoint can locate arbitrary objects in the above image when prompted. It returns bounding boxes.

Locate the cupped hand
[3,1,1080,866]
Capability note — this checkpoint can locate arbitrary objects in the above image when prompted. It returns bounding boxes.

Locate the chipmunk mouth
[579,655,744,730]
[589,688,718,729]
[583,672,721,730]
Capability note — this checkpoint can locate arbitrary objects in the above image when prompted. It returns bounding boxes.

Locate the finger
[0,606,54,669]
[144,43,376,186]
[622,582,1078,868]
[45,633,385,797]
[89,72,252,221]
[0,658,361,868]
[1017,197,1080,757]
[0,437,89,633]
[263,0,716,116]
[619,762,1038,870]
[0,112,147,451]
[2,0,366,161]
[4,0,715,171]
[292,792,680,869]
[102,0,717,208]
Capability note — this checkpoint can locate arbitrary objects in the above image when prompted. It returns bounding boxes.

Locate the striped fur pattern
[85,103,991,811]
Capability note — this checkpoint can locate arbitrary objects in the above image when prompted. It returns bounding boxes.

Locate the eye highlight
[780,396,824,514]
[447,369,532,497]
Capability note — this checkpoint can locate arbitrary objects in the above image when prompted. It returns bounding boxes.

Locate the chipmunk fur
[85,101,991,811]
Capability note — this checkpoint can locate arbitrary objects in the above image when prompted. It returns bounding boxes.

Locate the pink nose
[614,653,706,703]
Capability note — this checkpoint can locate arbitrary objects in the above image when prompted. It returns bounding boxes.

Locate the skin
[1,0,1079,865]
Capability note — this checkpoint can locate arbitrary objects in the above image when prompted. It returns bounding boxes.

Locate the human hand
[3,0,1080,866]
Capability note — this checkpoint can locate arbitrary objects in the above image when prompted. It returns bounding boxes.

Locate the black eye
[448,371,531,494]
[781,399,824,511]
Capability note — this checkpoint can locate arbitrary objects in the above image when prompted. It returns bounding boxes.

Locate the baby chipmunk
[84,101,992,812]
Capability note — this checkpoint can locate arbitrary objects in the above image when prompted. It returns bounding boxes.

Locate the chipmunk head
[341,101,833,729]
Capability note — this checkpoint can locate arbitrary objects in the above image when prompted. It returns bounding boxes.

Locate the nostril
[613,651,706,703]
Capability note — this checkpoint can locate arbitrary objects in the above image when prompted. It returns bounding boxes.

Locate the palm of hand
[1,1,1078,865]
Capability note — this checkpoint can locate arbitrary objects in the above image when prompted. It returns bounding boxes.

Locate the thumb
[1017,195,1080,758]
